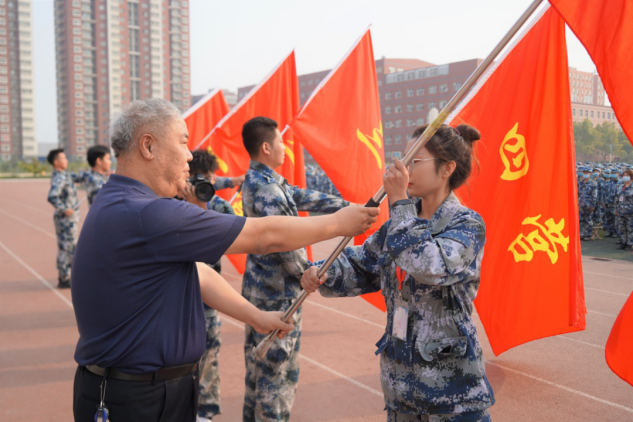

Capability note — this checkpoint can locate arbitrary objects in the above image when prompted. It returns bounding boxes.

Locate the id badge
[620,195,624,202]
[392,302,409,342]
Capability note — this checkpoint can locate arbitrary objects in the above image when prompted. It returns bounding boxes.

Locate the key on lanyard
[94,380,110,422]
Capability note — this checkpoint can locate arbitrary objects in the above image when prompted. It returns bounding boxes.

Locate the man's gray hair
[109,98,182,157]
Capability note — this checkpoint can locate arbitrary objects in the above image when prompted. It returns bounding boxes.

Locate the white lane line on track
[486,362,633,414]
[586,287,630,297]
[584,271,633,281]
[306,300,386,329]
[587,310,617,318]
[0,178,50,183]
[0,240,74,309]
[3,197,53,216]
[220,316,383,397]
[557,336,604,349]
[0,209,56,240]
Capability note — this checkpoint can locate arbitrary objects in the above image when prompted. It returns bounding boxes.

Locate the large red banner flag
[183,88,230,151]
[549,0,633,143]
[196,52,307,271]
[447,5,586,355]
[606,291,633,387]
[290,28,388,311]
[199,51,301,200]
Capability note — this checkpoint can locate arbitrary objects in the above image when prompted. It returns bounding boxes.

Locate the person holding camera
[71,99,379,422]
[179,149,234,422]
[240,116,352,422]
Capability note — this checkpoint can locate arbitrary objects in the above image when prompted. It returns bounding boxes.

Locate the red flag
[448,6,585,355]
[290,29,388,311]
[183,89,230,151]
[549,0,633,143]
[606,292,633,387]
[201,51,300,200]
[198,52,304,271]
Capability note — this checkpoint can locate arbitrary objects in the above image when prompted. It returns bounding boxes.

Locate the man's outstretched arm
[225,205,380,256]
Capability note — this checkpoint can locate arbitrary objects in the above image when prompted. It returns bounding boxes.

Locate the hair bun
[456,124,481,144]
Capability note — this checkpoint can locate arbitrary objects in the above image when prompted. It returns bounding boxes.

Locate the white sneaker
[197,417,212,422]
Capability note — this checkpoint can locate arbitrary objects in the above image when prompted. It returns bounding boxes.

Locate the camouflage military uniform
[578,178,597,239]
[214,176,234,191]
[603,178,617,236]
[47,169,84,283]
[615,182,633,247]
[84,170,106,206]
[241,160,349,422]
[197,195,235,420]
[316,192,494,419]
[592,177,604,227]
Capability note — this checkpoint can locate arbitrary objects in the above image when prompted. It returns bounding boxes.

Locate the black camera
[189,174,216,203]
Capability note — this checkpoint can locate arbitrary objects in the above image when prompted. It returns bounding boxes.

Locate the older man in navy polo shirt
[71,98,379,422]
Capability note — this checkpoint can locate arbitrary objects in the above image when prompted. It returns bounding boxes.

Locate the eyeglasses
[407,157,438,172]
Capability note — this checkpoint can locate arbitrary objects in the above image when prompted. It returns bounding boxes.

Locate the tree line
[574,119,632,163]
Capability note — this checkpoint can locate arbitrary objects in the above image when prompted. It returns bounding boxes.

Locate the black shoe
[618,244,627,250]
[57,278,71,289]
[625,245,633,251]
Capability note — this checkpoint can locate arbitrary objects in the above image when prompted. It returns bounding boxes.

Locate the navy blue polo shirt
[71,174,245,374]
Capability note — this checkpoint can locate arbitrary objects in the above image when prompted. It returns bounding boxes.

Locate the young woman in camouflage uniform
[302,124,495,421]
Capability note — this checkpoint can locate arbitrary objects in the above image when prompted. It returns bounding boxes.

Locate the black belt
[85,362,199,382]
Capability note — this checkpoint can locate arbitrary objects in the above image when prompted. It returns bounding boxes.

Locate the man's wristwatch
[390,199,413,209]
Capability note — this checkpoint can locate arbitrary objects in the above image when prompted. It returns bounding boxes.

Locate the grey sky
[33,0,595,145]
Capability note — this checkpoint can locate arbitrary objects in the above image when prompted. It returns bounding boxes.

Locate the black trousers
[73,365,199,422]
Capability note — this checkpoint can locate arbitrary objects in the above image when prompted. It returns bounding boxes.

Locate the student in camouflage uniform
[603,171,618,237]
[302,124,494,422]
[578,167,598,240]
[181,149,236,422]
[592,169,604,231]
[84,145,112,206]
[615,169,633,250]
[46,149,85,288]
[240,117,350,422]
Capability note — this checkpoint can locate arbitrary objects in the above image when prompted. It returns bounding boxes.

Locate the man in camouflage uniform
[182,149,236,422]
[84,145,112,206]
[240,117,349,421]
[578,167,598,240]
[302,191,494,421]
[46,149,85,288]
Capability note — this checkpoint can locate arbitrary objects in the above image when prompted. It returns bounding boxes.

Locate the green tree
[574,119,598,158]
[18,158,48,176]
[595,121,620,162]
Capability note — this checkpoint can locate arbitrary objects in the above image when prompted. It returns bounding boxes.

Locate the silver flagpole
[253,0,544,360]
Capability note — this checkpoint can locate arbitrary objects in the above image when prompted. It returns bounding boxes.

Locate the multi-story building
[568,67,620,129]
[0,0,36,161]
[379,59,482,160]
[571,103,620,129]
[54,0,191,160]
[569,67,605,106]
